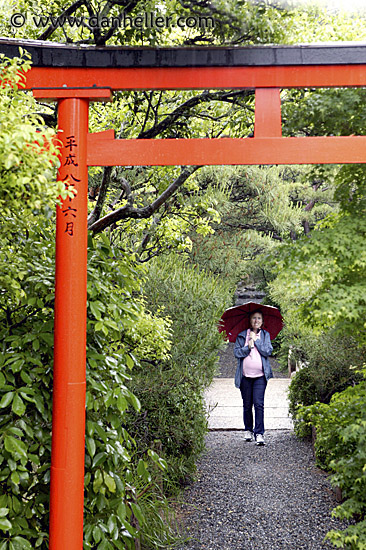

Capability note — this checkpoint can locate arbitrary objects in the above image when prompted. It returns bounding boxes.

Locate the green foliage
[271,88,366,345]
[1,217,183,548]
[188,164,333,291]
[0,53,66,218]
[107,166,225,262]
[0,212,169,549]
[189,229,251,289]
[283,88,366,138]
[84,235,155,550]
[297,371,366,549]
[0,55,60,550]
[4,0,366,47]
[1,0,302,46]
[127,254,232,489]
[287,329,364,436]
[269,171,366,346]
[282,7,366,44]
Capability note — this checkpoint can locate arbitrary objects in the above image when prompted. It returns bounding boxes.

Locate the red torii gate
[3,37,366,550]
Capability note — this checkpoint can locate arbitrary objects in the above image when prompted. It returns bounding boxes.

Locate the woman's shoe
[244,430,253,441]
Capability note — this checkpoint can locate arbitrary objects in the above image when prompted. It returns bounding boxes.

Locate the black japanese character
[64,154,78,167]
[65,136,78,151]
[65,222,74,236]
[62,206,77,218]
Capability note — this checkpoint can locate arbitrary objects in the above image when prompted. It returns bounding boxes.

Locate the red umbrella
[219,302,283,342]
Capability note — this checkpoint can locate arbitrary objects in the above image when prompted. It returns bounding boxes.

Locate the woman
[234,310,273,446]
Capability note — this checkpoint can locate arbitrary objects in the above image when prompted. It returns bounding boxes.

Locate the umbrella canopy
[219,301,283,342]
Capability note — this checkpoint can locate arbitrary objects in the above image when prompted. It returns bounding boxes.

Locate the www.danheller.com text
[10,11,216,30]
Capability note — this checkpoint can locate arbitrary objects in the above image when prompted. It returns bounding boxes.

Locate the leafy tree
[298,370,366,549]
[186,163,337,296]
[3,0,364,256]
[1,0,296,46]
[268,164,366,346]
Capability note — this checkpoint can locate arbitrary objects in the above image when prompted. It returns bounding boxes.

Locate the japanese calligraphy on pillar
[61,135,81,236]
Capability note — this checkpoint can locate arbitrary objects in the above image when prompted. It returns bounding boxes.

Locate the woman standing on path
[234,310,273,446]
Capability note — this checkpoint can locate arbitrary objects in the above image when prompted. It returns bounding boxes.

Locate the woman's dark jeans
[239,375,267,435]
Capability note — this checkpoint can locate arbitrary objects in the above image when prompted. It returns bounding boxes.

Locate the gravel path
[173,339,346,549]
[175,431,347,550]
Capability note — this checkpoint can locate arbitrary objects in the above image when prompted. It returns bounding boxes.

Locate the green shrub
[287,329,364,436]
[0,222,172,549]
[298,370,366,549]
[127,254,233,489]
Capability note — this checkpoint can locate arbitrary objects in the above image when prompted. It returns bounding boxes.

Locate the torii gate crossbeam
[2,38,366,550]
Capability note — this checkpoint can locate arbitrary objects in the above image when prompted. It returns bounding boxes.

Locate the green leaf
[9,537,32,550]
[148,450,167,471]
[130,503,144,526]
[92,526,102,544]
[8,458,16,471]
[10,472,20,485]
[32,339,40,352]
[12,497,21,515]
[0,392,14,408]
[39,332,54,346]
[32,395,45,414]
[7,428,23,438]
[93,470,103,492]
[0,518,12,531]
[9,360,24,373]
[96,540,109,550]
[4,436,27,458]
[0,509,9,518]
[92,453,107,468]
[20,371,32,384]
[35,536,45,548]
[125,391,140,413]
[107,515,117,534]
[116,395,127,412]
[90,301,104,320]
[136,459,150,482]
[103,473,116,493]
[117,502,126,520]
[12,394,26,416]
[112,541,126,550]
[86,437,96,458]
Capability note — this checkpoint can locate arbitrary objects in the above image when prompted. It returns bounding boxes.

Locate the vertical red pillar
[50,98,89,550]
[254,88,282,138]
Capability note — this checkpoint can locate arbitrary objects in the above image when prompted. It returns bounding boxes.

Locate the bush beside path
[175,431,348,549]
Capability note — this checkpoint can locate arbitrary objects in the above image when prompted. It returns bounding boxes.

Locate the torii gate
[2,37,366,550]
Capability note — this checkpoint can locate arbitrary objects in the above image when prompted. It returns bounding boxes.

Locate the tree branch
[88,165,201,234]
[137,90,254,139]
[87,166,113,226]
[221,221,283,241]
[37,0,89,41]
